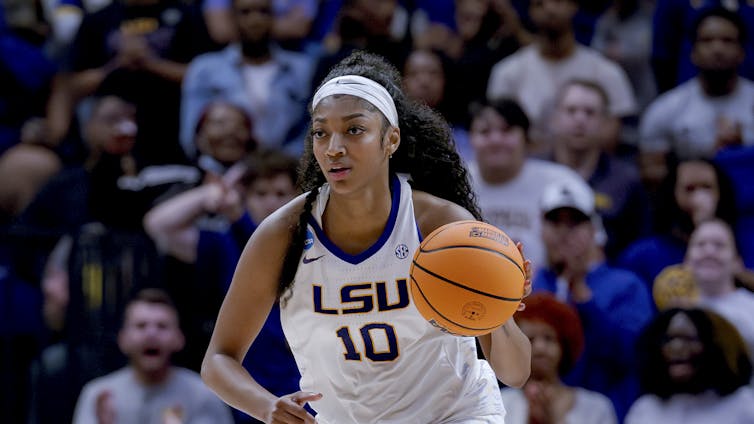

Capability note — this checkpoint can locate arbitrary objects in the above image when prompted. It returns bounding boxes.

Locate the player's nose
[326,134,346,158]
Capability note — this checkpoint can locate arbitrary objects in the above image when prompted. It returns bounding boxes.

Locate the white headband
[312,75,399,127]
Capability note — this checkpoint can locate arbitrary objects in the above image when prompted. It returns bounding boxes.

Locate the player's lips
[328,167,351,180]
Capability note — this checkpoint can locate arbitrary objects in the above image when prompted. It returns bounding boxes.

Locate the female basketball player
[201,51,532,424]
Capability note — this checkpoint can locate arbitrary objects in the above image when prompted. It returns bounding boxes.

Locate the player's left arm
[478,242,532,387]
[477,312,531,387]
[413,192,532,387]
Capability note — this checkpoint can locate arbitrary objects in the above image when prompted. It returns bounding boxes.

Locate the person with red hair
[501,292,617,424]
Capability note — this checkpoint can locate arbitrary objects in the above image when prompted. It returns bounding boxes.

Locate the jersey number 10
[336,323,399,362]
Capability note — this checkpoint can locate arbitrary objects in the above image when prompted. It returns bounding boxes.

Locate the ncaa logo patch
[304,229,314,250]
[395,244,410,259]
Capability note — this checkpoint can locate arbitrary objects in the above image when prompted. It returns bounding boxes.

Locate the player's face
[692,16,744,73]
[552,85,606,151]
[198,103,251,165]
[686,220,741,288]
[661,312,703,383]
[245,173,296,223]
[469,107,526,176]
[118,302,184,375]
[311,95,399,194]
[520,319,562,379]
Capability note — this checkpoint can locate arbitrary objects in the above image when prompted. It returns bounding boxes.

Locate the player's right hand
[266,391,322,424]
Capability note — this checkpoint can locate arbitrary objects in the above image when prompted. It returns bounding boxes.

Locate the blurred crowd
[1,0,754,423]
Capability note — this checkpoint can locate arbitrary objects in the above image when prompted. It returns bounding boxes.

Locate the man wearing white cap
[534,179,654,422]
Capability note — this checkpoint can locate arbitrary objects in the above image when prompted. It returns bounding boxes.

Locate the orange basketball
[410,220,525,337]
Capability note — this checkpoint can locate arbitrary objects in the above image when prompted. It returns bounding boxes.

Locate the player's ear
[386,126,400,157]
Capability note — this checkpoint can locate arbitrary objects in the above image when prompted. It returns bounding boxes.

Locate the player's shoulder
[253,192,310,241]
[412,190,475,237]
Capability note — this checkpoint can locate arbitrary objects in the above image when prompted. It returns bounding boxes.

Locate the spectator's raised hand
[715,116,743,151]
[116,34,155,70]
[689,187,717,226]
[95,390,116,424]
[523,380,556,424]
[20,117,50,146]
[162,405,184,424]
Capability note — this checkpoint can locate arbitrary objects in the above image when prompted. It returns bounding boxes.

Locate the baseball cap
[540,179,595,221]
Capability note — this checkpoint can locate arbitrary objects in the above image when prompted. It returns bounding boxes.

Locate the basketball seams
[410,276,500,334]
[419,220,473,248]
[410,261,523,302]
[418,245,525,279]
[410,220,525,337]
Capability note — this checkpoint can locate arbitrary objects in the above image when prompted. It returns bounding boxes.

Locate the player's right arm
[201,193,321,423]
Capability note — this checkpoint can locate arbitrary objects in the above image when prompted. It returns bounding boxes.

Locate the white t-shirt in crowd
[72,367,233,424]
[700,288,754,360]
[500,386,617,424]
[487,45,638,124]
[625,387,754,424]
[639,77,754,159]
[242,61,279,118]
[468,159,585,273]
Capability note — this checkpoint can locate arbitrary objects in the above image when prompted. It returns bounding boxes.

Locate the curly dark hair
[636,308,752,399]
[277,51,481,298]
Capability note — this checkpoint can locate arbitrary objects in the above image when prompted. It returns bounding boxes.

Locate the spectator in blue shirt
[181,0,314,159]
[534,178,654,421]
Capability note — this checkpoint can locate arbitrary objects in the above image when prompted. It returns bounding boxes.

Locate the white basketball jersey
[280,175,506,424]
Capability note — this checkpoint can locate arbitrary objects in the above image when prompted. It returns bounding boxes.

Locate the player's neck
[325,179,392,220]
[322,184,393,254]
